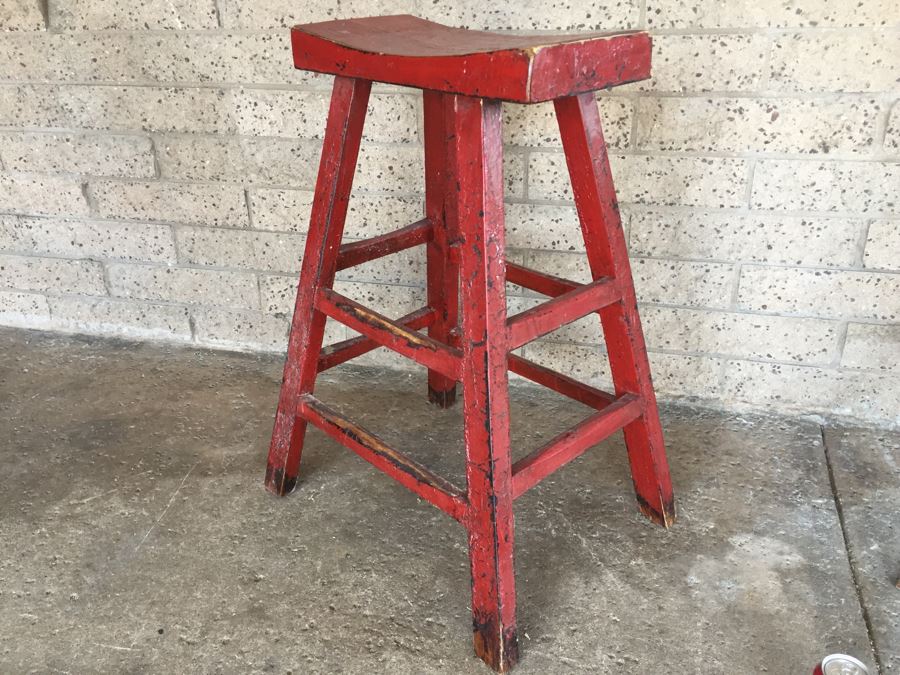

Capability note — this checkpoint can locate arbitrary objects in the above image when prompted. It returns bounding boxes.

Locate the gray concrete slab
[826,426,900,673]
[0,327,880,673]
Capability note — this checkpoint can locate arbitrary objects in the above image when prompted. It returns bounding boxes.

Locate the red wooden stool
[265,15,675,671]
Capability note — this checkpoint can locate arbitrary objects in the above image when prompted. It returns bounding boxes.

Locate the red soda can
[813,654,869,675]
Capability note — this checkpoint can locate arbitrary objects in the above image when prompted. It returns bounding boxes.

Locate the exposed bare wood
[316,287,462,380]
[317,307,437,372]
[298,394,468,522]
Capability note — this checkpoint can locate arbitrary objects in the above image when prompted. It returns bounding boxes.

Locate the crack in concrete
[821,425,884,675]
[134,460,199,553]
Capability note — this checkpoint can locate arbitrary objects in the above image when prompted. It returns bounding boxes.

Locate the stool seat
[291,15,651,103]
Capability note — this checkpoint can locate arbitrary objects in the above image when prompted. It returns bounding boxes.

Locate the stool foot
[264,462,298,496]
[637,492,677,528]
[473,619,520,672]
[427,385,457,408]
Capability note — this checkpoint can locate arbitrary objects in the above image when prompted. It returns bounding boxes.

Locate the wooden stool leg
[424,90,459,407]
[553,93,676,527]
[448,94,519,672]
[265,76,371,495]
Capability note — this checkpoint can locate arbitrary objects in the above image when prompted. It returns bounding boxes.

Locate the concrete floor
[0,326,896,674]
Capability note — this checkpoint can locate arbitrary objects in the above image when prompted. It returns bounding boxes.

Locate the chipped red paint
[507,353,616,410]
[267,16,674,672]
[316,287,463,380]
[447,93,520,672]
[505,260,582,297]
[291,15,651,103]
[511,393,643,499]
[424,89,460,408]
[317,306,437,372]
[336,217,433,271]
[265,75,371,497]
[554,92,676,528]
[506,275,619,351]
[298,393,468,522]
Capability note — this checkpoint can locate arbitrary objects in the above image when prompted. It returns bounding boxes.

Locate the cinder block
[249,188,424,238]
[752,160,900,214]
[864,219,900,270]
[634,98,881,155]
[242,230,306,273]
[528,153,748,208]
[222,0,640,30]
[49,0,217,30]
[646,351,724,399]
[524,341,723,400]
[0,132,155,177]
[502,152,526,199]
[232,89,420,143]
[842,323,900,372]
[156,135,320,187]
[248,189,314,233]
[738,266,900,320]
[723,360,899,423]
[49,296,191,340]
[0,32,310,85]
[192,306,289,351]
[640,306,839,364]
[426,0,640,31]
[90,181,249,228]
[629,209,864,268]
[258,274,356,350]
[230,87,329,138]
[354,143,425,195]
[0,217,176,263]
[525,250,734,308]
[335,248,425,286]
[503,97,632,149]
[768,32,900,93]
[504,202,582,251]
[219,0,350,29]
[0,253,106,294]
[258,274,295,314]
[0,85,59,127]
[0,173,89,217]
[632,257,735,309]
[175,227,305,272]
[521,341,613,390]
[0,1,45,31]
[646,0,898,28]
[632,34,767,93]
[107,263,260,309]
[137,33,309,85]
[0,290,51,329]
[175,227,255,270]
[55,86,233,134]
[887,104,900,154]
[723,360,840,411]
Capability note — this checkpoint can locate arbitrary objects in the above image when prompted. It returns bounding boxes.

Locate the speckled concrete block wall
[0,1,898,426]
